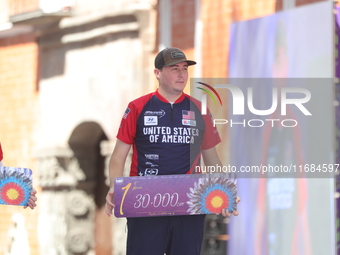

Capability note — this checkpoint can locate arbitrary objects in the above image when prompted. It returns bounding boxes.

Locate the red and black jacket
[117,90,221,176]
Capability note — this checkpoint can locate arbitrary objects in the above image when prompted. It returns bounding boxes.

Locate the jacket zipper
[170,103,174,121]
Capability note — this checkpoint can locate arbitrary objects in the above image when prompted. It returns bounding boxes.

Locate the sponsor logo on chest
[145,168,158,176]
[144,110,165,118]
[145,154,159,160]
[144,116,158,126]
[182,119,196,126]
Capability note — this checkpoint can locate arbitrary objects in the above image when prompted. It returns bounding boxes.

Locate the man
[105,47,240,255]
[0,143,37,209]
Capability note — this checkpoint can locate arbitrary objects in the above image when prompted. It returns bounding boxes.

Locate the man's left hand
[221,196,240,217]
[24,189,37,210]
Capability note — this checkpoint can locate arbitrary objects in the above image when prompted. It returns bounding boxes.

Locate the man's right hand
[105,139,131,217]
[105,187,115,216]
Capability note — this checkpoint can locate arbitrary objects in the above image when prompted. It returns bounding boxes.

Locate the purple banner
[114,174,237,218]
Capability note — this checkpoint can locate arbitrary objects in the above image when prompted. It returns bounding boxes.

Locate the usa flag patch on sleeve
[123,108,131,119]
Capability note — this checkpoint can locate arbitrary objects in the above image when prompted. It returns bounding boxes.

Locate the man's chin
[173,85,186,93]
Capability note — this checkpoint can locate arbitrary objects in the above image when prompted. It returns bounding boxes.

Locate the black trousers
[126,214,206,255]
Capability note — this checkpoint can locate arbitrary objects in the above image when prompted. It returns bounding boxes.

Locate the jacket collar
[155,89,186,104]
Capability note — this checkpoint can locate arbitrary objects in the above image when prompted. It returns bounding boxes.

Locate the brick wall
[172,0,196,50]
[8,0,40,16]
[296,0,324,7]
[201,0,278,77]
[200,0,325,77]
[0,33,39,255]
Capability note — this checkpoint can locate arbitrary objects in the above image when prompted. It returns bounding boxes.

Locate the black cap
[154,47,196,69]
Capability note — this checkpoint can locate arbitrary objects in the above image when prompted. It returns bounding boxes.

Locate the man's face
[155,62,189,94]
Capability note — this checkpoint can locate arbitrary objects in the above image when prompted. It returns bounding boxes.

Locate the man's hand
[105,187,115,216]
[221,196,241,217]
[24,189,37,210]
[105,139,131,217]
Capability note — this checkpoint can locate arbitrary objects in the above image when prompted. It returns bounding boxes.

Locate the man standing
[105,47,239,255]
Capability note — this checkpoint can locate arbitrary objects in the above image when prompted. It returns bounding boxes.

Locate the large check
[114,174,237,218]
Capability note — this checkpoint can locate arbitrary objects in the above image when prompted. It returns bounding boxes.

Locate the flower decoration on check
[186,175,237,214]
[0,167,32,206]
